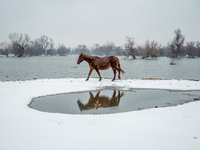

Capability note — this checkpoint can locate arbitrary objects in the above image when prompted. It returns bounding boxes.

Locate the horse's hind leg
[111,64,121,80]
[112,68,117,81]
[117,64,121,79]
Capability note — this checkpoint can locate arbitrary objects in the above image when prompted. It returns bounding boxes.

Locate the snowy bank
[0,78,200,150]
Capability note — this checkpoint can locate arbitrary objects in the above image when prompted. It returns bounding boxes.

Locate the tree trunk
[131,54,136,59]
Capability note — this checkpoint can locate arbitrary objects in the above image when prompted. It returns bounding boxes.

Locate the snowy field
[1,78,200,150]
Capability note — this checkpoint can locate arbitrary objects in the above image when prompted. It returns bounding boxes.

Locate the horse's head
[77,53,85,64]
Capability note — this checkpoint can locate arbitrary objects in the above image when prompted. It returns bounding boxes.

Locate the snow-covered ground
[1,78,200,150]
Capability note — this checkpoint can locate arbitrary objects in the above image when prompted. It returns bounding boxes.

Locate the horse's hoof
[85,79,89,81]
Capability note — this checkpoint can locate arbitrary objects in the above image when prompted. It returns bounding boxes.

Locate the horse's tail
[121,69,125,75]
[118,64,125,75]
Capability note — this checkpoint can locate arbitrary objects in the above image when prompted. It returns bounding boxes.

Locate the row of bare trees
[123,29,200,59]
[1,30,200,58]
[69,43,124,56]
[0,33,124,57]
[0,33,58,57]
[123,37,159,59]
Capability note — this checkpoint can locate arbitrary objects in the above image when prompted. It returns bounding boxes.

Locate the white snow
[0,78,200,150]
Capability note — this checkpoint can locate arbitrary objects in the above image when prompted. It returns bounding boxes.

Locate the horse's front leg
[94,68,102,81]
[86,68,93,81]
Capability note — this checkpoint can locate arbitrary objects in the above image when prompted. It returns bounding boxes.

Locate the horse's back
[109,56,119,65]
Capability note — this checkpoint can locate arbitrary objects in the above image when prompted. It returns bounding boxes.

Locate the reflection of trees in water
[77,90,124,111]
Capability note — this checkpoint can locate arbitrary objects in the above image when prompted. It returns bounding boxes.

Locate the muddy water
[29,90,200,114]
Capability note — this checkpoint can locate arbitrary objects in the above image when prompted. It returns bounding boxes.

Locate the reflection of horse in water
[77,90,124,111]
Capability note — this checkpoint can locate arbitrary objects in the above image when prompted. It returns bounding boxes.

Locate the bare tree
[57,44,70,56]
[186,41,198,58]
[92,44,105,56]
[159,45,170,57]
[0,41,10,57]
[36,35,54,56]
[196,41,200,57]
[74,44,89,54]
[139,40,159,59]
[103,42,116,56]
[169,28,185,58]
[91,42,120,56]
[114,46,124,56]
[8,33,31,57]
[137,45,143,58]
[91,44,100,55]
[26,40,43,56]
[124,36,137,59]
[46,45,55,56]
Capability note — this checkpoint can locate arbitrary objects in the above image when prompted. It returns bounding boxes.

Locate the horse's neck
[84,55,94,63]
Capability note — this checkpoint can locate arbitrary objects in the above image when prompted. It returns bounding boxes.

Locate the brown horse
[77,53,125,81]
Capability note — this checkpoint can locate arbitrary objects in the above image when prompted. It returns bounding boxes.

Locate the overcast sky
[0,0,200,48]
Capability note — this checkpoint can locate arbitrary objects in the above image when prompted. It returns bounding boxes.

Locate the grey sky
[0,0,200,48]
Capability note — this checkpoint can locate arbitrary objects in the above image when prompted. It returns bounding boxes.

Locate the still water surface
[0,56,200,81]
[29,90,200,114]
